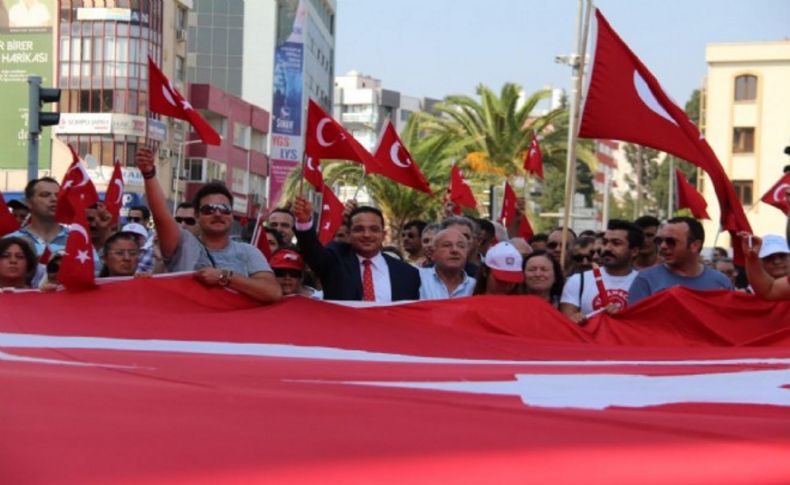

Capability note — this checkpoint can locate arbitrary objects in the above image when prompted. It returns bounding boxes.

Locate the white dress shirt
[418,267,475,300]
[357,252,392,303]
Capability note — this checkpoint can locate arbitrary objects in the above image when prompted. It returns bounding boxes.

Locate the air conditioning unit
[176,28,186,42]
[158,148,174,159]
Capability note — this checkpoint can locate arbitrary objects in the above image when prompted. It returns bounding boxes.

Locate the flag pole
[667,158,675,219]
[299,152,306,197]
[559,0,592,272]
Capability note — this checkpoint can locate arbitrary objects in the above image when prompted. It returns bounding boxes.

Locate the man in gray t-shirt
[628,216,733,305]
[136,147,281,304]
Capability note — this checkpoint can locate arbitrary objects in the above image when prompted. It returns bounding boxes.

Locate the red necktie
[362,259,375,302]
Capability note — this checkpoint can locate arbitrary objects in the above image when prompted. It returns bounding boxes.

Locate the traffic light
[28,75,61,135]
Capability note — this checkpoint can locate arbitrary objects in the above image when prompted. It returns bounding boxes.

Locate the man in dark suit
[292,195,420,302]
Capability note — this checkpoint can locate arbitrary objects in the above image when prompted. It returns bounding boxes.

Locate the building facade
[702,41,790,243]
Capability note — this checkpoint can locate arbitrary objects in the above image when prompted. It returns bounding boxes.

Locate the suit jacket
[296,225,421,301]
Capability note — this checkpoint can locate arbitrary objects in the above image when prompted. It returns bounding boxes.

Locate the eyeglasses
[273,268,303,279]
[198,203,232,216]
[175,216,196,226]
[654,236,679,248]
[127,216,143,223]
[572,253,593,262]
[547,241,561,250]
[108,249,140,258]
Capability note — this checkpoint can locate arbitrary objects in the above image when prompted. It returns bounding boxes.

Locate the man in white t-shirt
[560,219,644,324]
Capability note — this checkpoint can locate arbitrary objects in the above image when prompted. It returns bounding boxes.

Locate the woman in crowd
[0,237,38,290]
[472,241,525,295]
[99,231,142,277]
[523,250,565,308]
[265,227,284,254]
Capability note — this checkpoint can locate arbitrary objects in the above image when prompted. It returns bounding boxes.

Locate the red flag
[56,145,99,224]
[0,192,21,237]
[318,184,344,245]
[304,99,376,170]
[760,172,790,215]
[58,199,96,290]
[523,133,544,179]
[370,121,432,194]
[578,10,751,241]
[499,181,517,225]
[103,160,124,226]
[675,168,709,220]
[148,55,221,145]
[518,213,534,240]
[449,164,476,212]
[250,213,273,260]
[39,245,52,265]
[303,155,324,190]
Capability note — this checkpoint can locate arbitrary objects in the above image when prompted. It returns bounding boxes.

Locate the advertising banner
[0,0,55,170]
[268,158,299,207]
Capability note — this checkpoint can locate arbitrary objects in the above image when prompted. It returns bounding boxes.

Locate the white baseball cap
[120,222,149,241]
[758,234,790,259]
[484,241,524,283]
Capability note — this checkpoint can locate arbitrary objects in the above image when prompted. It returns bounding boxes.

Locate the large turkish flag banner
[1,277,789,484]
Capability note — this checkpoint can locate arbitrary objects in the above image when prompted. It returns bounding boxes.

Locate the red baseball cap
[269,249,305,271]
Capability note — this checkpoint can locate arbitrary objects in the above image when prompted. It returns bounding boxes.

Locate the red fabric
[675,168,709,219]
[55,145,99,224]
[499,181,517,225]
[760,172,790,215]
[517,214,534,240]
[579,9,750,261]
[591,264,611,307]
[370,121,432,194]
[318,184,344,245]
[148,56,220,145]
[305,99,376,170]
[303,155,324,190]
[523,133,544,179]
[362,259,375,301]
[0,191,21,236]
[250,213,273,260]
[450,164,476,211]
[57,199,96,290]
[39,245,52,264]
[103,161,124,226]
[1,278,789,483]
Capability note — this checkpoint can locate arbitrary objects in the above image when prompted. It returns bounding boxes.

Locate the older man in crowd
[418,228,475,300]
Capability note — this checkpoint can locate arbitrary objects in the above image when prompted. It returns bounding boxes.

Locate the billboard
[0,0,55,171]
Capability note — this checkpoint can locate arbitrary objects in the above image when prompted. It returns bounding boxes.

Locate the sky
[334,0,790,105]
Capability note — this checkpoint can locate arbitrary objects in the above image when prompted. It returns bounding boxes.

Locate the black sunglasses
[273,268,303,278]
[127,216,143,223]
[547,241,561,249]
[573,253,593,262]
[175,216,197,226]
[198,203,232,216]
[654,236,679,248]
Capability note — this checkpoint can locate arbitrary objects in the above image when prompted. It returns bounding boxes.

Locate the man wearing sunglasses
[136,147,281,304]
[628,216,732,305]
[560,220,643,323]
[174,202,199,236]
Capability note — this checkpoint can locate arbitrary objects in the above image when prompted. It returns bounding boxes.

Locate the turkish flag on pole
[103,160,124,226]
[523,133,544,179]
[449,164,476,213]
[318,184,344,245]
[760,172,790,215]
[370,121,432,194]
[499,181,517,225]
[578,10,751,241]
[304,99,376,170]
[675,168,710,220]
[250,213,273,260]
[58,199,96,291]
[56,145,99,224]
[0,192,21,236]
[518,214,534,240]
[303,155,324,190]
[148,56,221,145]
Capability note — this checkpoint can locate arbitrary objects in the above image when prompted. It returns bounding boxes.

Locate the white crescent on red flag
[675,168,710,220]
[499,181,517,226]
[523,133,544,179]
[103,160,124,226]
[578,9,751,259]
[760,172,790,215]
[58,198,96,290]
[1,278,790,483]
[55,144,99,224]
[304,99,377,171]
[303,155,324,190]
[147,55,221,145]
[0,191,21,236]
[318,184,344,245]
[370,121,432,194]
[449,164,476,212]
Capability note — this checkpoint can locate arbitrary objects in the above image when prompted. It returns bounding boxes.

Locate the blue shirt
[418,267,476,300]
[628,264,733,305]
[6,225,69,256]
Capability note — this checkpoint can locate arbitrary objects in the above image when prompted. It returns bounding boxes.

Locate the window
[732,180,753,206]
[732,127,754,154]
[734,75,757,101]
[175,55,185,83]
[233,123,250,149]
[251,129,267,153]
[185,158,204,181]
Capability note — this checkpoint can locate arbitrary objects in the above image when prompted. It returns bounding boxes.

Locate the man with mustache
[628,216,732,305]
[560,220,643,324]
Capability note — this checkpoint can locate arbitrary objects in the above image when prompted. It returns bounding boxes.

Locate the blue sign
[271,42,303,137]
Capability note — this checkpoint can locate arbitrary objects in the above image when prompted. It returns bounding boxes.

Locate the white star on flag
[76,250,91,264]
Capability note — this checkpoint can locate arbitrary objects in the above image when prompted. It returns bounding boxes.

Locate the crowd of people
[2,146,789,315]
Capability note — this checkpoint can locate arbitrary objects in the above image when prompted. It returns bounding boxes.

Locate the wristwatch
[218,269,233,287]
